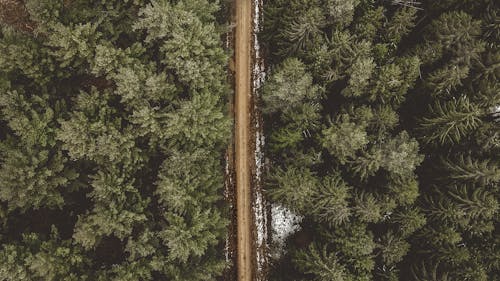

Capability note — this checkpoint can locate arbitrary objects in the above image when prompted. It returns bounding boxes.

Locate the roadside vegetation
[0,0,231,280]
[262,0,499,280]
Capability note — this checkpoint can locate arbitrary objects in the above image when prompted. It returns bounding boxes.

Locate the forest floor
[234,0,253,280]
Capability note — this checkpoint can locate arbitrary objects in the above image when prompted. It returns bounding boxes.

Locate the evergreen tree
[163,91,230,150]
[160,208,226,263]
[322,117,368,164]
[266,166,318,214]
[439,154,500,185]
[293,244,350,281]
[418,97,483,145]
[309,175,351,226]
[262,58,322,114]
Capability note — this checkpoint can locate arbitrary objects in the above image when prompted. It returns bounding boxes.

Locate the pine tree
[133,0,227,92]
[1,0,231,278]
[341,56,375,98]
[322,117,368,164]
[266,166,318,214]
[0,244,31,280]
[354,6,385,41]
[448,185,498,224]
[45,22,100,69]
[283,7,325,53]
[159,208,226,263]
[384,7,417,45]
[268,126,304,152]
[73,168,148,249]
[353,191,382,223]
[0,88,56,147]
[262,58,322,114]
[95,261,153,281]
[439,154,500,185]
[281,101,322,135]
[161,255,226,281]
[0,230,90,281]
[424,64,470,98]
[324,222,376,277]
[380,131,423,178]
[163,91,230,150]
[0,139,76,211]
[418,97,483,145]
[293,243,350,281]
[309,175,351,226]
[411,262,451,281]
[369,105,399,136]
[325,0,360,27]
[418,11,483,65]
[156,147,224,213]
[349,146,383,181]
[56,88,143,168]
[377,231,410,266]
[390,207,426,237]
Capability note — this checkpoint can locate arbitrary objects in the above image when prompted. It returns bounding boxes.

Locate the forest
[0,0,231,280]
[0,0,499,280]
[262,0,499,280]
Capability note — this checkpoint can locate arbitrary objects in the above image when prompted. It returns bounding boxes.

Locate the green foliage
[262,58,322,114]
[342,56,375,98]
[283,7,325,53]
[45,22,100,68]
[391,207,427,237]
[0,30,57,85]
[369,105,399,135]
[263,0,498,280]
[379,132,423,178]
[156,148,224,213]
[293,244,350,281]
[266,166,318,213]
[416,10,485,66]
[439,154,500,185]
[384,7,417,44]
[0,89,57,147]
[57,89,143,168]
[164,92,230,149]
[377,231,410,266]
[0,0,230,277]
[327,222,376,276]
[310,175,351,226]
[354,6,384,41]
[326,0,360,27]
[161,256,226,281]
[0,141,76,211]
[418,97,483,145]
[322,118,368,163]
[353,192,382,223]
[134,0,227,92]
[424,64,470,98]
[447,185,498,224]
[0,231,90,281]
[160,209,226,263]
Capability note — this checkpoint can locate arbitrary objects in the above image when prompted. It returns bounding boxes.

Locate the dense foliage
[262,0,499,280]
[0,0,230,280]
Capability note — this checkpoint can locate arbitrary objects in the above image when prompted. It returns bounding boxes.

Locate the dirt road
[234,0,253,280]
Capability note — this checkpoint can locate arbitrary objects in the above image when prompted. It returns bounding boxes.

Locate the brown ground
[234,0,253,280]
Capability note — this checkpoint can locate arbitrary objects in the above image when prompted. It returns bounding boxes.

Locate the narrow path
[234,0,253,280]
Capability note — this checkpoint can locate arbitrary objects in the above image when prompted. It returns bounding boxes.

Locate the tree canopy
[0,0,231,279]
[262,0,499,280]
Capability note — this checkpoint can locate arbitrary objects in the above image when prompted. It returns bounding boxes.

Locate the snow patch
[252,0,268,279]
[270,204,303,259]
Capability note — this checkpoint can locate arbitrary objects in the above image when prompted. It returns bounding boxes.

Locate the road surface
[234,0,253,280]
